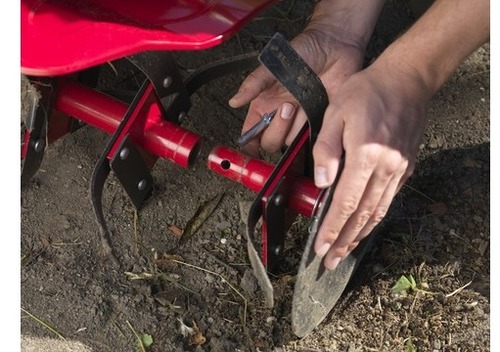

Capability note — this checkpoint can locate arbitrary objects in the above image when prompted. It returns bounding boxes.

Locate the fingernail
[316,242,331,257]
[228,92,241,106]
[327,257,341,271]
[280,103,294,120]
[314,166,330,188]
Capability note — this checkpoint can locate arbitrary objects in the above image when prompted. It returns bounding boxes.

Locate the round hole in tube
[220,160,231,170]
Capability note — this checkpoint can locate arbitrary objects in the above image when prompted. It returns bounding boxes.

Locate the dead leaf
[178,192,224,247]
[428,201,448,215]
[154,253,183,270]
[189,321,206,346]
[178,319,206,346]
[168,225,182,237]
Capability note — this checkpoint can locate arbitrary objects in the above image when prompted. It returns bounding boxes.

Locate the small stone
[240,269,258,296]
[58,215,71,230]
[266,316,276,324]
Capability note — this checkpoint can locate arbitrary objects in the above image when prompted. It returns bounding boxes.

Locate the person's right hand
[229,24,366,157]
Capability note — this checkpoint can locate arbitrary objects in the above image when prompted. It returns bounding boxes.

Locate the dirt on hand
[21,1,490,351]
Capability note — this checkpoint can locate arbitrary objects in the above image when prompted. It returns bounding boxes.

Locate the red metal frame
[21,0,323,268]
[208,146,321,218]
[54,79,201,168]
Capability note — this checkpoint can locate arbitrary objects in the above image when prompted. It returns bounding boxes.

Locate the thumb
[229,66,275,108]
[312,107,343,188]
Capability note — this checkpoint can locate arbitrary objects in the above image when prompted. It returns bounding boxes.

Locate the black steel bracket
[21,78,52,187]
[110,134,154,209]
[263,177,289,272]
[127,51,191,124]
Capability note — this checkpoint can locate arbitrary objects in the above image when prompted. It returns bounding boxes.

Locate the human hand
[312,58,431,270]
[229,24,365,157]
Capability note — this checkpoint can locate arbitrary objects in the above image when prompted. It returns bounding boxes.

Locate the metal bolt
[178,111,186,123]
[273,245,282,256]
[274,194,284,207]
[34,140,44,153]
[119,147,129,160]
[162,76,173,88]
[137,179,147,191]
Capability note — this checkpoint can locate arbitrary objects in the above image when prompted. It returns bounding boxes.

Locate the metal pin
[236,110,277,147]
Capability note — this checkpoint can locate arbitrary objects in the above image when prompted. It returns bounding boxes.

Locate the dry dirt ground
[19,1,490,351]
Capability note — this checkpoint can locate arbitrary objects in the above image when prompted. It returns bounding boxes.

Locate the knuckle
[384,152,403,175]
[331,245,349,258]
[337,197,358,219]
[362,145,383,166]
[370,207,388,225]
[312,139,334,162]
[352,210,372,231]
[320,225,340,243]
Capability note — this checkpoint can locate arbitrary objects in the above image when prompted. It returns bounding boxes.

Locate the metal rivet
[119,147,129,160]
[274,194,284,206]
[138,179,147,191]
[34,140,44,153]
[162,76,173,88]
[273,246,282,256]
[178,111,186,122]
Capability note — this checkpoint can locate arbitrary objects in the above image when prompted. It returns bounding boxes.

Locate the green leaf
[408,275,417,289]
[404,338,417,352]
[391,275,415,293]
[141,334,153,348]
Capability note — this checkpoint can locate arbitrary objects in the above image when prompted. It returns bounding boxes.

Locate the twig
[172,259,248,330]
[126,320,146,352]
[21,307,65,340]
[445,280,473,298]
[402,184,436,203]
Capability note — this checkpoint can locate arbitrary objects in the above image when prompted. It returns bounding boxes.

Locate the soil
[20,1,490,351]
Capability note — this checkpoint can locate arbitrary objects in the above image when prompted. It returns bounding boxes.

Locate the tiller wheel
[21,1,372,336]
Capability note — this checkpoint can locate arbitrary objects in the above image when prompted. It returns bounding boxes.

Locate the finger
[326,240,360,267]
[260,102,296,153]
[229,66,275,108]
[284,109,307,146]
[329,150,403,252]
[239,108,266,157]
[311,105,344,188]
[325,158,409,270]
[313,147,376,258]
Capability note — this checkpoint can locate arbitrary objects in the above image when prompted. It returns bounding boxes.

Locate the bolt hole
[220,160,231,170]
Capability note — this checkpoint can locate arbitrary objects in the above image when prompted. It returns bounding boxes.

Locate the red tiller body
[21,0,279,76]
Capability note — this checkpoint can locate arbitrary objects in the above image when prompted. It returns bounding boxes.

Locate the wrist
[307,0,386,50]
[373,0,489,95]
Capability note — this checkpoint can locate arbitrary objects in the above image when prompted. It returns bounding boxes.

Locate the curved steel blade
[291,186,373,338]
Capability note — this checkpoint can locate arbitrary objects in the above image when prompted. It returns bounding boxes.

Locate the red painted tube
[207,146,321,217]
[54,79,201,168]
[207,146,274,192]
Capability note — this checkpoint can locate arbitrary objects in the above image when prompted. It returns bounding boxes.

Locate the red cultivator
[21,0,371,337]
